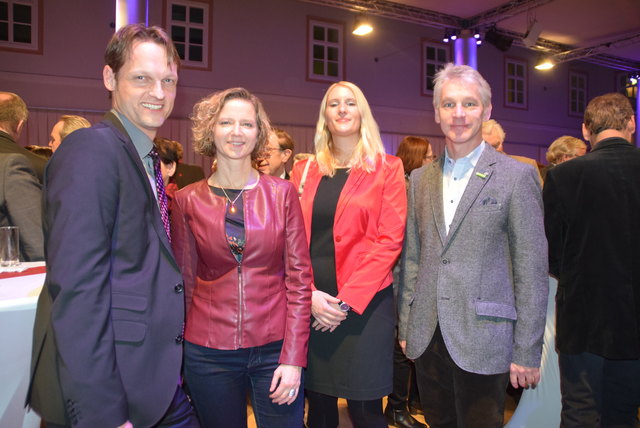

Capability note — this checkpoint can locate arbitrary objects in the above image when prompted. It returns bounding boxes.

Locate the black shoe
[384,406,427,428]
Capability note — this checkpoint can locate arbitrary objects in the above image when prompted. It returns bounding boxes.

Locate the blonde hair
[191,87,271,162]
[482,119,505,147]
[314,81,385,176]
[58,115,91,141]
[546,136,587,165]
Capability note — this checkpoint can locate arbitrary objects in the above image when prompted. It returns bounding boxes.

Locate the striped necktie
[150,148,171,242]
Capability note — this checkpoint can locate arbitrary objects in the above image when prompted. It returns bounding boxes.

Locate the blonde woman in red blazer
[171,88,312,428]
[291,81,407,428]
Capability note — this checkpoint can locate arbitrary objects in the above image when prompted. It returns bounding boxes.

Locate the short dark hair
[154,137,183,164]
[104,24,180,76]
[583,93,634,136]
[272,127,294,151]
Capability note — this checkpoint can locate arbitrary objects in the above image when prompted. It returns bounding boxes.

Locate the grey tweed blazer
[397,144,548,375]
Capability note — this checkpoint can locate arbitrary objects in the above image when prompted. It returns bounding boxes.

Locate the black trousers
[414,325,509,428]
[559,351,640,428]
[387,337,420,410]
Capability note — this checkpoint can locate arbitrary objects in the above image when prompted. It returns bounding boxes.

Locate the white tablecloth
[0,262,45,428]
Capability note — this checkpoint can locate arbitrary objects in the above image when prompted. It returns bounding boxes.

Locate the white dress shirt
[442,142,486,234]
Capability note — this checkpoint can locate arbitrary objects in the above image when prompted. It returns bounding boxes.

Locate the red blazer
[171,175,312,367]
[291,154,407,314]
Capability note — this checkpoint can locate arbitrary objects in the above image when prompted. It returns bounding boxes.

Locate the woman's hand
[311,290,347,332]
[269,364,302,405]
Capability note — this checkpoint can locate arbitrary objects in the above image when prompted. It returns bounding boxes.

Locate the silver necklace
[218,186,245,214]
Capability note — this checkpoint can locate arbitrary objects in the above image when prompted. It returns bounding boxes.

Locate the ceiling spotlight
[476,39,482,46]
[474,30,481,39]
[450,32,458,41]
[535,56,555,70]
[352,14,373,36]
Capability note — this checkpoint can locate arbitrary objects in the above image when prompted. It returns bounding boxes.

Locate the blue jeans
[184,340,304,428]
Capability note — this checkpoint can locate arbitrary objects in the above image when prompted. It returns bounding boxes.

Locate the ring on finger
[288,389,296,397]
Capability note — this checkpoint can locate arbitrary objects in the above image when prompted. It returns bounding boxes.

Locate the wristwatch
[338,301,351,312]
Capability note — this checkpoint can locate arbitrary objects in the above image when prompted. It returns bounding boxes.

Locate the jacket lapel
[442,147,496,252]
[334,166,367,225]
[425,158,446,246]
[103,113,178,269]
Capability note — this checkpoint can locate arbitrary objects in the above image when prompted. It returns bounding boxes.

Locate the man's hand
[510,363,540,389]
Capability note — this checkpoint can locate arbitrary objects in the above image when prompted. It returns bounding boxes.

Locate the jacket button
[442,259,449,264]
[175,334,184,344]
[335,236,342,242]
[174,283,184,293]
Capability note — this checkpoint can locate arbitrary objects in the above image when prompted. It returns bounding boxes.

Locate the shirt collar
[111,109,154,158]
[444,141,485,169]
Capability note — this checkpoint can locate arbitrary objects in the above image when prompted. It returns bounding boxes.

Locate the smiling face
[213,98,259,163]
[103,41,178,139]
[436,78,491,154]
[324,85,361,139]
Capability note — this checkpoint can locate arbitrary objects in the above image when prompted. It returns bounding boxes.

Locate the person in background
[171,87,312,428]
[482,119,543,185]
[384,135,433,428]
[27,24,199,428]
[25,145,53,160]
[0,92,46,182]
[543,93,640,427]
[398,64,548,428]
[153,136,182,211]
[259,127,294,179]
[291,81,407,428]
[540,135,587,180]
[48,115,91,153]
[0,153,44,261]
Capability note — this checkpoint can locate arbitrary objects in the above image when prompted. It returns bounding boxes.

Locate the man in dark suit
[398,64,548,428]
[0,153,44,261]
[259,127,294,179]
[27,24,199,428]
[543,92,640,427]
[0,92,47,183]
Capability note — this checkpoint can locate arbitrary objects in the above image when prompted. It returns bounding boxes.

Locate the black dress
[305,168,394,400]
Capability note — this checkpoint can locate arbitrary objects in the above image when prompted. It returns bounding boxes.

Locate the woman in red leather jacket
[171,87,312,428]
[291,81,407,428]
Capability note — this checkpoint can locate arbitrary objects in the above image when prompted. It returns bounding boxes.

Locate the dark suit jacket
[0,130,47,183]
[544,137,640,359]
[174,162,205,189]
[28,113,185,428]
[0,153,44,260]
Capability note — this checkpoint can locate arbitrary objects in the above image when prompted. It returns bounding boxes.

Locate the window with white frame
[307,18,344,82]
[505,58,527,109]
[569,71,587,116]
[421,40,449,95]
[0,0,39,52]
[166,0,209,69]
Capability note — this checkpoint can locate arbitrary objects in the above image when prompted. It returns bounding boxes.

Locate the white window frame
[165,0,209,70]
[421,39,449,96]
[0,0,40,52]
[569,70,587,117]
[505,57,528,109]
[307,18,344,83]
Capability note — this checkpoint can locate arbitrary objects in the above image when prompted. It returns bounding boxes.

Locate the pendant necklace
[218,186,245,214]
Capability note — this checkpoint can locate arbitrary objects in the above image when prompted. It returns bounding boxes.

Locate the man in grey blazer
[0,153,43,261]
[398,64,548,428]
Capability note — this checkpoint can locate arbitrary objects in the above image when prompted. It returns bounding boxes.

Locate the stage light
[352,15,373,36]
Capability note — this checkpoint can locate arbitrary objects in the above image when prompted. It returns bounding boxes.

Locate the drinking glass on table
[0,226,20,267]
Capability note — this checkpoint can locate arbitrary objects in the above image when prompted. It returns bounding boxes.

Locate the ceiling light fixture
[352,14,373,36]
[535,56,555,70]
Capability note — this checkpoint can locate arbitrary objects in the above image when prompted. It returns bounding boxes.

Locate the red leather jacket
[171,175,312,367]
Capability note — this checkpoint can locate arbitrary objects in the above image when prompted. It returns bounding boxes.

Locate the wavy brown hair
[395,136,431,174]
[191,87,271,163]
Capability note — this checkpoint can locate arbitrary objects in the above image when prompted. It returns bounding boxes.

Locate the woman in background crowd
[384,135,434,428]
[540,135,587,180]
[171,87,312,428]
[291,81,407,428]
